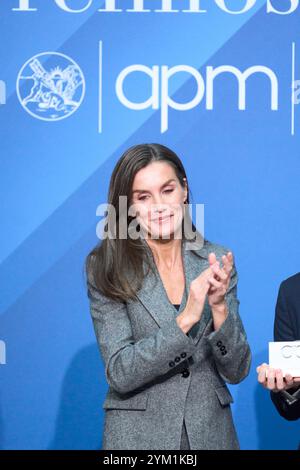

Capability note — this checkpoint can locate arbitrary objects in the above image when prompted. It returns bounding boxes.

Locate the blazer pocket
[102,391,149,410]
[214,385,234,407]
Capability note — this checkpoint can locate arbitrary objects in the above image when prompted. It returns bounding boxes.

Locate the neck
[145,237,183,271]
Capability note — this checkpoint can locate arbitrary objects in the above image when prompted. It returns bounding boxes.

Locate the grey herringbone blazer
[87,238,251,450]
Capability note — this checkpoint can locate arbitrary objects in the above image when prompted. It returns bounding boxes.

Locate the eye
[138,188,174,201]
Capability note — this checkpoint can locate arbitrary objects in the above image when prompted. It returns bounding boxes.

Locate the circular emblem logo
[17,52,85,121]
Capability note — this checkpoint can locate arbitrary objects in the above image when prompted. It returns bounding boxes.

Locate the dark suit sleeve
[270,281,300,420]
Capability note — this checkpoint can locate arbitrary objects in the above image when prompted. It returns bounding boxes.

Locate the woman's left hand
[206,252,233,330]
[207,252,233,308]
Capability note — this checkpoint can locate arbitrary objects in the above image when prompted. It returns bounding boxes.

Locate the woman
[85,143,251,450]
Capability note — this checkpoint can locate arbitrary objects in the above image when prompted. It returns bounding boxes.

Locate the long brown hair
[85,143,202,302]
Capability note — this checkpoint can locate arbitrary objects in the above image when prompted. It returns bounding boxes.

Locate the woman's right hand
[256,363,300,392]
[177,265,215,334]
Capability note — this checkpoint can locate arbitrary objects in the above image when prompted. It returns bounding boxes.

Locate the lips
[153,214,173,223]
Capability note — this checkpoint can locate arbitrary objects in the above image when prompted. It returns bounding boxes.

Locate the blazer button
[181,352,187,358]
[175,356,181,363]
[169,361,175,367]
[181,368,190,378]
[217,341,222,347]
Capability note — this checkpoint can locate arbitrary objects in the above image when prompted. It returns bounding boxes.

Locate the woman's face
[130,161,188,240]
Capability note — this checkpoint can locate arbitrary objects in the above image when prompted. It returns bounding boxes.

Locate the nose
[151,197,168,217]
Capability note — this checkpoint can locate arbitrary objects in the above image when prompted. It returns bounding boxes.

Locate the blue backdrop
[1,0,300,450]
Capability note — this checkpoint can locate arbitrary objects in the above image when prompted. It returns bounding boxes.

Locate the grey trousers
[180,419,190,450]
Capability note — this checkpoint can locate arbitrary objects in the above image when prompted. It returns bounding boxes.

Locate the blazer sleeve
[87,278,198,395]
[204,262,252,384]
[270,281,300,420]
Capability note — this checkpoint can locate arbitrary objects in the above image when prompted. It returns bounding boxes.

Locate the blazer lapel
[135,238,212,346]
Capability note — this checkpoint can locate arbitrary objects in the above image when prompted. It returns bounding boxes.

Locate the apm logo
[0,340,6,365]
[10,0,300,15]
[97,41,279,133]
[112,60,278,133]
[99,41,300,135]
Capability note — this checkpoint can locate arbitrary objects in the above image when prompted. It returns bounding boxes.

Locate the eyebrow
[132,178,176,194]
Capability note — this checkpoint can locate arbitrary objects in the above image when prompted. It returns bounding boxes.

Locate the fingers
[257,363,269,387]
[208,252,232,281]
[208,261,229,296]
[202,265,215,281]
[257,364,277,390]
[210,262,228,281]
[206,253,234,299]
[285,374,295,388]
[208,252,217,266]
[208,276,222,289]
[256,364,297,391]
[194,266,216,293]
[208,276,226,295]
[201,263,218,281]
[275,369,284,390]
[222,252,233,275]
[207,283,218,293]
[266,368,276,390]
